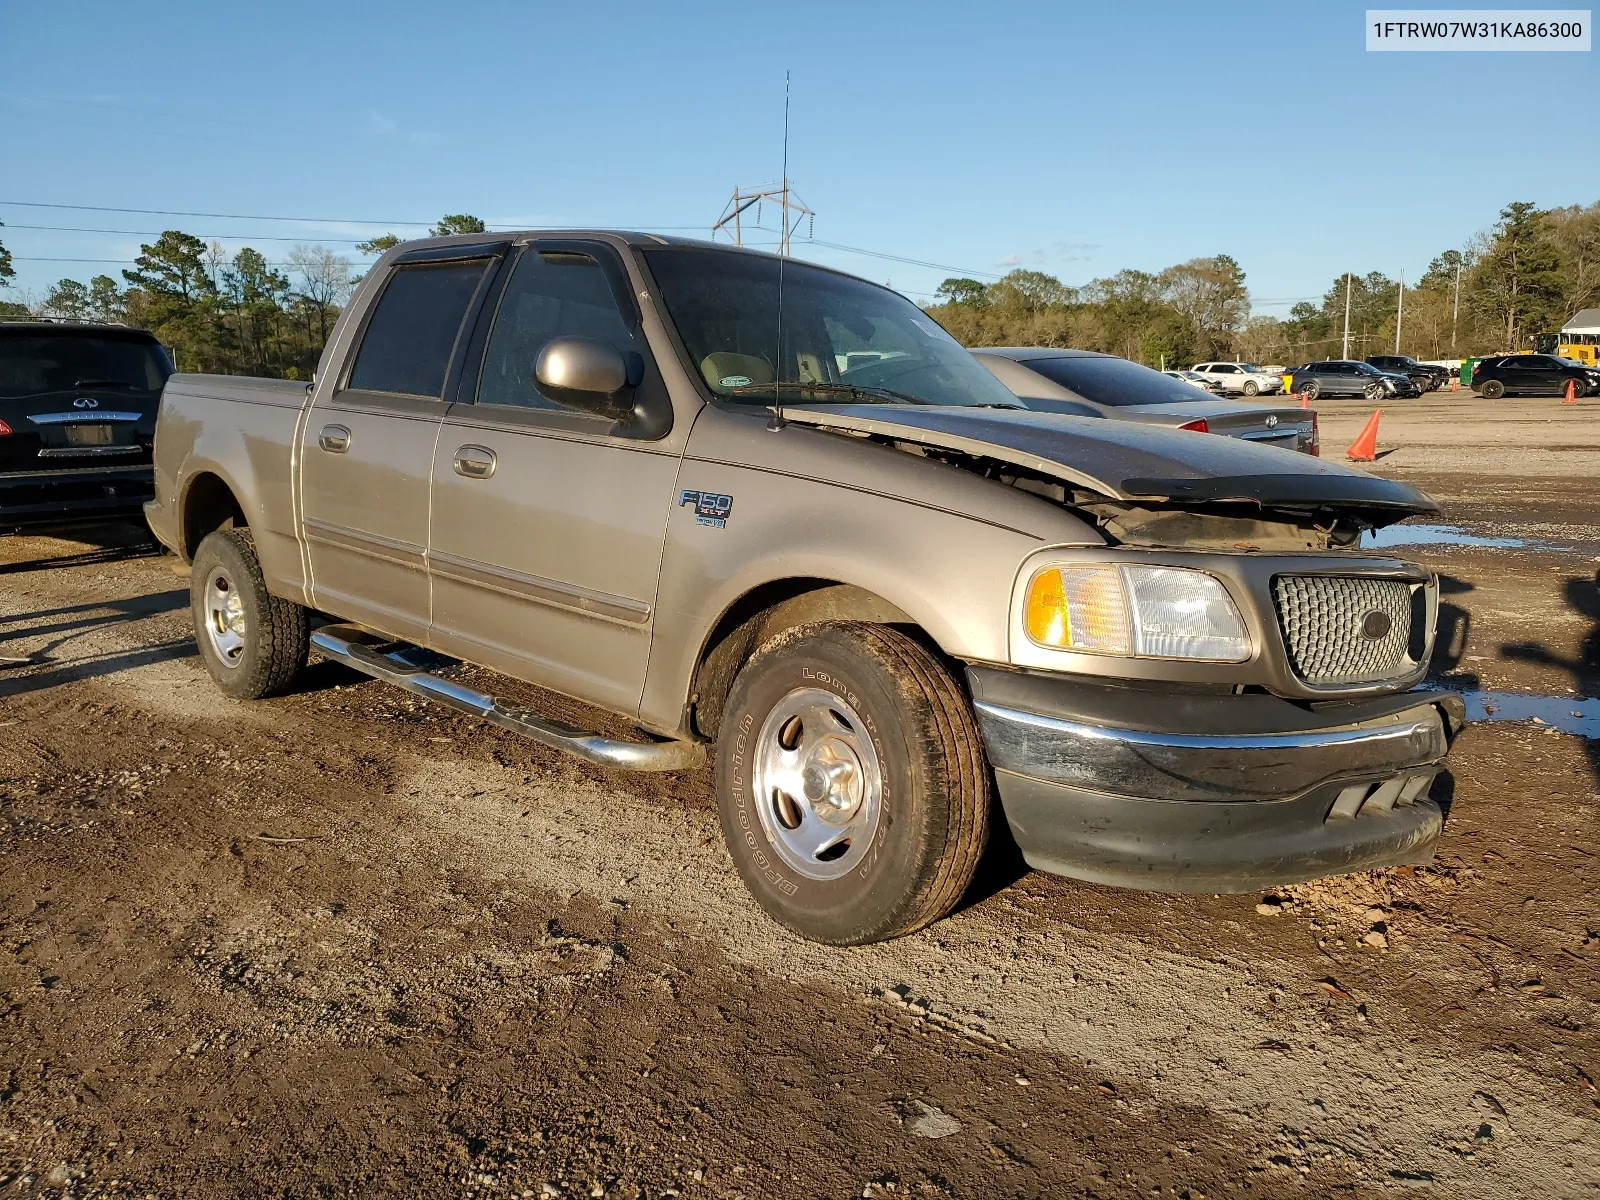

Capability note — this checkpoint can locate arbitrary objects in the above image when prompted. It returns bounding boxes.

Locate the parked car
[1292,360,1421,401]
[1365,355,1450,392]
[1471,353,1600,399]
[1161,369,1224,394]
[1189,361,1284,396]
[974,348,1317,454]
[147,231,1460,944]
[1,321,171,532]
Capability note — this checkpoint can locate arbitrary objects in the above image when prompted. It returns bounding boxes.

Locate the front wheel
[1242,380,1259,396]
[1365,383,1387,402]
[714,622,990,945]
[191,528,310,699]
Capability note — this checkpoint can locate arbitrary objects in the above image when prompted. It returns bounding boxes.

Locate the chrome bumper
[973,700,1451,804]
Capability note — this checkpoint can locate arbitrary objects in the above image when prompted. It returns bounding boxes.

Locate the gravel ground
[2,400,1598,1198]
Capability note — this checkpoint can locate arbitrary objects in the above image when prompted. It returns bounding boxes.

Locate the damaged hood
[782,403,1438,520]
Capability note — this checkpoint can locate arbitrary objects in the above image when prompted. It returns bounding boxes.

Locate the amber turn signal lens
[1023,565,1131,654]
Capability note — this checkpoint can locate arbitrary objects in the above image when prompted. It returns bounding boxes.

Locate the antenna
[767,71,792,432]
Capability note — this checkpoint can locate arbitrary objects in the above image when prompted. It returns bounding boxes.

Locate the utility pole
[1395,269,1404,353]
[1451,259,1461,351]
[1341,272,1353,359]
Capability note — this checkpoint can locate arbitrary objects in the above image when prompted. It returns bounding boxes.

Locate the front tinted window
[640,247,1020,408]
[0,335,171,398]
[1020,355,1215,407]
[478,249,637,411]
[348,260,489,398]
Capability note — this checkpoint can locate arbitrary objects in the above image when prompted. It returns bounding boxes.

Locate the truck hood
[781,403,1437,522]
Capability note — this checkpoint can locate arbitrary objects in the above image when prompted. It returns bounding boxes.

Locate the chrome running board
[310,623,704,772]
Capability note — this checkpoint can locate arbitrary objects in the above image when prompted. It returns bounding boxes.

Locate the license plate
[66,424,114,446]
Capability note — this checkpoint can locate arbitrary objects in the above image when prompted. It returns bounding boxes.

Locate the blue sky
[2,0,1596,312]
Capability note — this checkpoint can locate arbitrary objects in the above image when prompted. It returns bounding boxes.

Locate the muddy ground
[3,395,1598,1198]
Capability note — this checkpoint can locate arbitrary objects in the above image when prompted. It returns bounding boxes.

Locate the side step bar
[310,623,704,773]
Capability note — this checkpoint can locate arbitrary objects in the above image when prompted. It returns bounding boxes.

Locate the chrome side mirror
[535,337,633,417]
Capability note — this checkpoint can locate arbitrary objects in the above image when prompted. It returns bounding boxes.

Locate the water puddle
[1454,690,1600,738]
[1364,523,1582,552]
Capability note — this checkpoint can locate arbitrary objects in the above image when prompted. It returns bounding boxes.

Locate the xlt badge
[680,489,733,528]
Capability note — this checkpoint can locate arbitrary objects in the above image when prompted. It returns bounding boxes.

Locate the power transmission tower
[712,182,815,255]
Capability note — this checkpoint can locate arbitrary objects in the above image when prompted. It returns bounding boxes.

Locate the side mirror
[535,337,634,417]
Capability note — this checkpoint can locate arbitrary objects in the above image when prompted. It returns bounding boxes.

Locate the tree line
[3,200,1598,375]
[0,215,487,378]
[927,199,1600,366]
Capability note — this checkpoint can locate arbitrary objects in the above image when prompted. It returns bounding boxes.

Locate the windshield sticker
[719,375,753,387]
[679,489,734,529]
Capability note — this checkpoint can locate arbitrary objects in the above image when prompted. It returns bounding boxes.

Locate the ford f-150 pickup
[145,231,1462,944]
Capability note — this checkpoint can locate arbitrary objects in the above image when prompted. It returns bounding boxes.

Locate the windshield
[0,334,171,398]
[639,247,1021,408]
[1237,363,1263,373]
[1353,362,1384,375]
[1017,354,1212,407]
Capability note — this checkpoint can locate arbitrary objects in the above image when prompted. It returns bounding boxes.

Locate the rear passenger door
[426,240,682,716]
[299,244,503,641]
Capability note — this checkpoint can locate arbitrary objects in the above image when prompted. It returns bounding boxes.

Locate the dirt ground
[3,395,1598,1199]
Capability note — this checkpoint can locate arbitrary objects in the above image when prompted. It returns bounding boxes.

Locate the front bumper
[0,465,155,531]
[968,667,1463,894]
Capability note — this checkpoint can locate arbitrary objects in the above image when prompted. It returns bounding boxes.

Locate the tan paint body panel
[428,403,682,716]
[638,404,1103,733]
[299,390,442,644]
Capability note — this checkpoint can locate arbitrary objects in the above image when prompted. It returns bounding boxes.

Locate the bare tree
[287,246,355,347]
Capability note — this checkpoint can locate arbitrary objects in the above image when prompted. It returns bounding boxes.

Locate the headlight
[1022,564,1250,661]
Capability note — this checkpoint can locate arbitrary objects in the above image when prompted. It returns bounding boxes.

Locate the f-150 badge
[680,489,734,528]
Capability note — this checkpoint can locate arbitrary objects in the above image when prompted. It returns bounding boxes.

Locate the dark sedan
[1365,354,1450,392]
[972,347,1318,454]
[1291,360,1420,401]
[1471,353,1600,399]
[0,322,172,532]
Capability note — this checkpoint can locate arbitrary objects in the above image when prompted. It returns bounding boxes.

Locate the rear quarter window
[347,260,489,398]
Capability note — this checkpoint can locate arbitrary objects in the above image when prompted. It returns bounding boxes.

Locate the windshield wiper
[728,381,929,406]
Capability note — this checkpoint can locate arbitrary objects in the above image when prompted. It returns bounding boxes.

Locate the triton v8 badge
[679,489,734,528]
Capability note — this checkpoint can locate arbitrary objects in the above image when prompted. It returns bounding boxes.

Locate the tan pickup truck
[146,231,1462,944]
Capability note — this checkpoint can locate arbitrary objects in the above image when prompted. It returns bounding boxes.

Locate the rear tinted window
[1020,356,1211,407]
[0,334,171,398]
[347,261,489,398]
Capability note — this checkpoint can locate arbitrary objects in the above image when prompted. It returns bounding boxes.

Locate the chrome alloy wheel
[203,566,247,668]
[752,687,883,880]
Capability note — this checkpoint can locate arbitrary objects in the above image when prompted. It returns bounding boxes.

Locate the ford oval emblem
[72,396,100,409]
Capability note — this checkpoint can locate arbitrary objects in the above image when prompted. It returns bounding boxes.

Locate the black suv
[1291,360,1420,400]
[1471,353,1600,399]
[1365,355,1450,392]
[1,322,172,532]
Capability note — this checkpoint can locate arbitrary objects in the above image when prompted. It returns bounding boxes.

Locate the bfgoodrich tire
[190,528,310,699]
[714,622,990,945]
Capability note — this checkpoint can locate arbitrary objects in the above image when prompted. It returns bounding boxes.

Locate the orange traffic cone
[1347,409,1381,462]
[1565,378,1577,404]
[1299,393,1310,409]
[1450,377,1459,392]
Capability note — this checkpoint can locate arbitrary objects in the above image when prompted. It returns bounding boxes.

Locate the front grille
[1273,575,1418,686]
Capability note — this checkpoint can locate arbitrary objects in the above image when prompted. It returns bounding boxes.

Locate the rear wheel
[1299,380,1321,401]
[1480,379,1506,400]
[714,622,990,945]
[191,529,310,699]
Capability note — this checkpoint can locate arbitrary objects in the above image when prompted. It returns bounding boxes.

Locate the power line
[2,223,376,245]
[0,200,711,232]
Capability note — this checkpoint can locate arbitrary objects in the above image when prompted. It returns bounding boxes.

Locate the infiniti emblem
[72,397,99,409]
[1361,610,1392,640]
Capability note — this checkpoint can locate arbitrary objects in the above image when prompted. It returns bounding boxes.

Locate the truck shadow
[1498,569,1600,786]
[0,639,197,699]
[1430,573,1478,690]
[0,591,188,650]
[0,521,162,575]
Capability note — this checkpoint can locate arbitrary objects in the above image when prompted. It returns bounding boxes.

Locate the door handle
[453,445,497,479]
[318,424,351,453]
